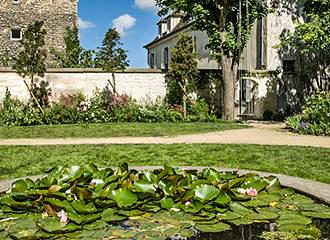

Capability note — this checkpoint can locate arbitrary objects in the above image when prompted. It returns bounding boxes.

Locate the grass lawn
[0,122,247,139]
[0,144,329,184]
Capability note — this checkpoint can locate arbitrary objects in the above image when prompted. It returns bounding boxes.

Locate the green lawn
[0,144,329,184]
[0,122,247,139]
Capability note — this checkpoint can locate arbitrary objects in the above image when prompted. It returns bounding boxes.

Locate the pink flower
[246,188,258,197]
[57,210,68,224]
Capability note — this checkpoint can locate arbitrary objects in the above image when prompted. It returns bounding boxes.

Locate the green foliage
[13,20,47,82]
[31,81,52,108]
[0,88,42,126]
[0,165,328,239]
[52,25,96,68]
[156,0,269,63]
[95,28,129,72]
[0,87,216,126]
[286,92,330,136]
[277,0,330,92]
[261,231,317,240]
[166,33,198,105]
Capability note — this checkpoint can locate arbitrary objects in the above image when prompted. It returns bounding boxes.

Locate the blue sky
[78,0,160,68]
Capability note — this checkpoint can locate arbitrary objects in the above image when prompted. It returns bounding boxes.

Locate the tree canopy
[156,0,269,63]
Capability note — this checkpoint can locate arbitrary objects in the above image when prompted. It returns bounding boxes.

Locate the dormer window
[12,0,20,4]
[167,20,171,32]
[158,24,162,36]
[11,28,22,41]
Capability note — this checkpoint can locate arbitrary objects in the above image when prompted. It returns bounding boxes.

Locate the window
[193,36,197,53]
[158,24,162,36]
[149,53,155,69]
[11,28,22,41]
[167,20,171,32]
[283,60,295,73]
[164,47,169,71]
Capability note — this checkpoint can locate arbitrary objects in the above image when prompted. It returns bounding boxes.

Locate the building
[144,1,305,119]
[0,0,78,65]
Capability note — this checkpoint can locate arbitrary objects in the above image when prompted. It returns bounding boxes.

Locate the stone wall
[0,0,78,64]
[0,68,166,103]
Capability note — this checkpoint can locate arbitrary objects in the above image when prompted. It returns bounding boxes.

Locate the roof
[144,20,193,49]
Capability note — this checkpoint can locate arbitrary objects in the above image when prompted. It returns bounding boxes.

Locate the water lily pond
[0,164,329,240]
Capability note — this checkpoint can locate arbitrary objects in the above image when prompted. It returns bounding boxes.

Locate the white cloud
[134,0,159,12]
[112,14,137,36]
[78,17,96,30]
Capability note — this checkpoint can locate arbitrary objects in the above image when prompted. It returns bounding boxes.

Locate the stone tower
[0,0,78,66]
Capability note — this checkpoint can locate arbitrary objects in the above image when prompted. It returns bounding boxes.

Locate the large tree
[156,0,269,120]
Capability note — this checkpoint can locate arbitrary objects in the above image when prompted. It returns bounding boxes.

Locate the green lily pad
[218,211,242,220]
[134,180,157,194]
[38,218,81,234]
[229,202,251,215]
[71,200,99,214]
[195,222,231,233]
[278,224,307,232]
[111,188,138,208]
[214,193,231,206]
[246,209,279,220]
[101,208,127,222]
[160,197,175,210]
[11,180,28,193]
[194,185,220,202]
[276,213,312,226]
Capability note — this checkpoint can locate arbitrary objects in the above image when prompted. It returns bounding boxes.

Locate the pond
[0,164,329,240]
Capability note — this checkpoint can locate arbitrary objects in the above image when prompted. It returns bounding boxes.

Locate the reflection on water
[189,219,330,240]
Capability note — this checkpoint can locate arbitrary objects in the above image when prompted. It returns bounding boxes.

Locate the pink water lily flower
[57,210,68,224]
[246,188,258,197]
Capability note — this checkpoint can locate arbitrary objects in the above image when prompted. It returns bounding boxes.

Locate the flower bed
[0,165,329,239]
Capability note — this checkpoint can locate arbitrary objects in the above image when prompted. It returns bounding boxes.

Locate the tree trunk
[221,54,238,120]
[218,8,238,121]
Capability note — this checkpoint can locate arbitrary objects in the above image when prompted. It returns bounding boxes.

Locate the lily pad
[101,208,127,222]
[111,188,138,208]
[195,222,231,233]
[194,184,220,202]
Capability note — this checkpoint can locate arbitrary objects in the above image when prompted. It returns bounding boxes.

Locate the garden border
[1,167,329,205]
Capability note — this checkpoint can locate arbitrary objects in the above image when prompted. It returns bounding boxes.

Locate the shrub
[0,87,219,126]
[0,88,42,126]
[286,92,330,136]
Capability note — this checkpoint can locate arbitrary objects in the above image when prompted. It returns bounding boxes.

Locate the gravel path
[0,122,329,148]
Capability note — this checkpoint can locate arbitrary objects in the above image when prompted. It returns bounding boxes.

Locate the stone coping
[1,167,329,205]
[0,67,163,74]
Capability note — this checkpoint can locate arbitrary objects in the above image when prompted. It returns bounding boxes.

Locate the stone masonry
[0,0,78,66]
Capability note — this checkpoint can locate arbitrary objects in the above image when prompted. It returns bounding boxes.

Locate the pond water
[192,218,330,240]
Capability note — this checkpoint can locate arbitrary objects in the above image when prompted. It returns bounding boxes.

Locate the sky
[78,0,161,68]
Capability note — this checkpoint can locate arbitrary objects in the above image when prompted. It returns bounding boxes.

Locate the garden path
[0,122,329,148]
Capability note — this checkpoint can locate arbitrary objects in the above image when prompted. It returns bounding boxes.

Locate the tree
[95,28,129,94]
[278,0,330,94]
[156,0,269,120]
[166,33,198,117]
[13,20,47,114]
[52,25,96,68]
